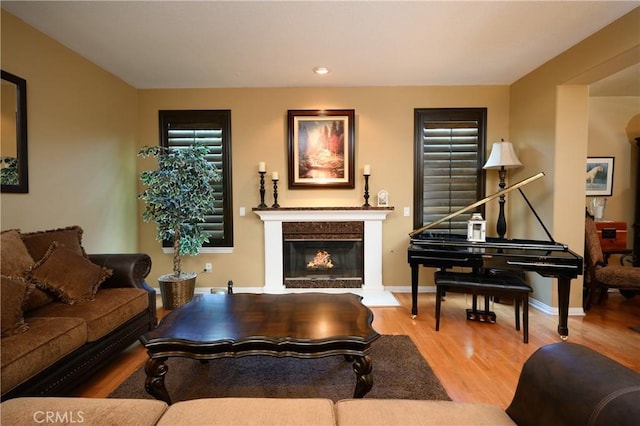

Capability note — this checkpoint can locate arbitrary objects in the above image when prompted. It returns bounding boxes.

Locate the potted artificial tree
[1,157,19,185]
[138,142,220,309]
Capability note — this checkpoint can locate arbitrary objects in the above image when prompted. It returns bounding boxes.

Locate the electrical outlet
[204,263,212,272]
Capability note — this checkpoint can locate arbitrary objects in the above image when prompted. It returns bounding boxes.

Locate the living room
[1,1,639,419]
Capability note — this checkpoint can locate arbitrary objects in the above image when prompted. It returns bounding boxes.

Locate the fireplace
[253,207,393,294]
[283,221,364,288]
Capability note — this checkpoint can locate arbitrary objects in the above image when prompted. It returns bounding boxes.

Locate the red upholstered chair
[584,214,640,310]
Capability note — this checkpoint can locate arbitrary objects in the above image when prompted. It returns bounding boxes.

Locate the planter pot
[158,272,197,310]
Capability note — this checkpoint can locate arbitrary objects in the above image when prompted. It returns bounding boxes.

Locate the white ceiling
[2,1,639,92]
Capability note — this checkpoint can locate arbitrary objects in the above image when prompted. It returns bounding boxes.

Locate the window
[413,108,487,232]
[159,110,233,249]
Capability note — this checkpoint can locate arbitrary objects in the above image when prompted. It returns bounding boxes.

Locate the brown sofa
[2,342,639,425]
[1,227,157,400]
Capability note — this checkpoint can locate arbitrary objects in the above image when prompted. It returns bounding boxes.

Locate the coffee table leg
[352,355,373,398]
[144,357,171,404]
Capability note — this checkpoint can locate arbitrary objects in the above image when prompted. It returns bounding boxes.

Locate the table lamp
[483,140,522,239]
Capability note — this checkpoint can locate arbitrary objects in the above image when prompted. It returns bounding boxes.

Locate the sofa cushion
[22,287,56,314]
[335,399,516,425]
[21,225,87,262]
[0,317,87,395]
[157,398,336,426]
[28,243,112,304]
[0,275,33,337]
[1,397,168,426]
[0,230,34,277]
[28,288,149,342]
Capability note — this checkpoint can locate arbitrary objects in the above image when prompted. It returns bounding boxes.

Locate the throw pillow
[0,229,35,277]
[21,225,87,262]
[22,287,56,313]
[1,275,33,337]
[28,242,112,304]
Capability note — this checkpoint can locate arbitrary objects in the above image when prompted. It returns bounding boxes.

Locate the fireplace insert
[283,240,363,288]
[282,221,364,288]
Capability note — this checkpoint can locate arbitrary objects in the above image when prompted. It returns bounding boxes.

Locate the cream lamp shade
[483,141,522,170]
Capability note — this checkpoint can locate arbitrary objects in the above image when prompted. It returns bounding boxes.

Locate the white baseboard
[155,285,585,315]
[380,286,586,317]
[154,286,401,307]
[383,285,436,294]
[528,297,585,317]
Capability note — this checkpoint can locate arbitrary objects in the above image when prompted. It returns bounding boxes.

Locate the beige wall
[138,87,510,288]
[3,6,638,311]
[510,7,639,309]
[588,96,640,231]
[0,10,139,252]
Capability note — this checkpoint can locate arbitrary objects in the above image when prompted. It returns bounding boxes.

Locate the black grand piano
[408,173,583,340]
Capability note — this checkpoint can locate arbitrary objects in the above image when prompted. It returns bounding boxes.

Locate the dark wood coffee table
[140,293,380,403]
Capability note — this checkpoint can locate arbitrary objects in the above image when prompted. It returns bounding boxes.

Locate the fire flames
[307,250,334,270]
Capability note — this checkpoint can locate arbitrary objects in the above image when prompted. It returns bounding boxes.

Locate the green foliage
[0,157,18,185]
[138,142,221,276]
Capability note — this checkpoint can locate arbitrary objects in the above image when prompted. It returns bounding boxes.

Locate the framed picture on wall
[586,157,614,196]
[287,109,355,189]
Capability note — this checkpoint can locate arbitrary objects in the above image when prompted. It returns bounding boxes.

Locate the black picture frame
[586,157,614,196]
[1,70,28,193]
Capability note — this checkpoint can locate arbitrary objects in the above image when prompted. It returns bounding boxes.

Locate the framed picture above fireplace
[287,109,355,189]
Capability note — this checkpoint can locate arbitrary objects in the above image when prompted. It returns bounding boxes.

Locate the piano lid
[409,172,546,238]
[411,231,568,251]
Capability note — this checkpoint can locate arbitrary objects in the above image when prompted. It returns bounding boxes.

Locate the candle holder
[272,179,280,208]
[257,171,267,208]
[363,174,371,207]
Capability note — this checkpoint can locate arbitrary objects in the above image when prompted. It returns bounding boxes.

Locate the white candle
[272,171,279,180]
[363,164,371,175]
[258,162,266,172]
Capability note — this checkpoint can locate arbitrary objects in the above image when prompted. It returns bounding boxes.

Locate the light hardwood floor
[74,290,640,408]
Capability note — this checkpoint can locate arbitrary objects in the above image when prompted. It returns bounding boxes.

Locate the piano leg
[411,264,419,318]
[557,277,571,340]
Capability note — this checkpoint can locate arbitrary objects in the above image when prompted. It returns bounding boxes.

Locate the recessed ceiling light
[313,66,330,75]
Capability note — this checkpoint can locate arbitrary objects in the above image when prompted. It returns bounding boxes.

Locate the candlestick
[258,162,266,172]
[363,174,371,207]
[363,164,371,176]
[272,178,280,208]
[257,171,267,208]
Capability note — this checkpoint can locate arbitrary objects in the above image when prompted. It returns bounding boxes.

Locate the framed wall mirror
[1,70,28,193]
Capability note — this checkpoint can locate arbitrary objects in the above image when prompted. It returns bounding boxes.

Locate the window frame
[413,108,487,232]
[159,110,233,251]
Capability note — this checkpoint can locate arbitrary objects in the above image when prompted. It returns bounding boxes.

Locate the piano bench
[434,271,533,343]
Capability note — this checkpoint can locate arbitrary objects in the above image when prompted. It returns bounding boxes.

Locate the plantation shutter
[414,109,486,233]
[160,110,233,247]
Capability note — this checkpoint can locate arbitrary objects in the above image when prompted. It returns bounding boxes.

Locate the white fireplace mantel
[254,207,393,294]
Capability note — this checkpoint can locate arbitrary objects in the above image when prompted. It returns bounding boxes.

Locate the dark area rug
[110,335,450,402]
